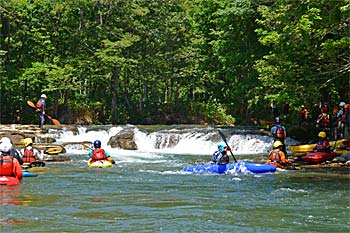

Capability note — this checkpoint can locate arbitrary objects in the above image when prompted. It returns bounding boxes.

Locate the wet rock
[108,129,138,150]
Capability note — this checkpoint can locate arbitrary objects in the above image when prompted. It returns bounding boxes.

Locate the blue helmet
[93,140,101,148]
[217,144,225,152]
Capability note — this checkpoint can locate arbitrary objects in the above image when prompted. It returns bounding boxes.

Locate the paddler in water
[313,131,331,152]
[20,138,44,164]
[212,144,230,164]
[0,137,23,165]
[267,141,291,168]
[89,140,115,164]
[0,142,23,181]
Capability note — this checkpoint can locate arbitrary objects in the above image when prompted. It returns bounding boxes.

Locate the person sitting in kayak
[0,137,23,165]
[0,142,23,181]
[313,131,331,152]
[268,141,290,168]
[212,144,230,164]
[20,138,44,164]
[89,140,115,164]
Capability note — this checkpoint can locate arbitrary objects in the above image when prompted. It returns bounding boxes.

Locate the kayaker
[336,101,347,139]
[0,137,23,165]
[269,117,287,155]
[211,144,230,164]
[89,140,115,164]
[36,94,47,130]
[313,131,331,152]
[20,138,44,163]
[0,142,23,181]
[268,141,290,168]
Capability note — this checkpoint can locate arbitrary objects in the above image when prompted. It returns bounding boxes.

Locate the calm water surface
[1,153,349,232]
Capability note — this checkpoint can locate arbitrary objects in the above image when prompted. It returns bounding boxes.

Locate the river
[1,125,349,232]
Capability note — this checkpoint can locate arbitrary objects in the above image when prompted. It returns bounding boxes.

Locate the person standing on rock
[36,94,47,130]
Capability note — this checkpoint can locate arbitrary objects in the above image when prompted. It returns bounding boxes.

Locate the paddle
[26,101,61,126]
[218,130,237,162]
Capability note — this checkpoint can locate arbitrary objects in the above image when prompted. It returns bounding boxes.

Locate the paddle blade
[27,100,36,109]
[47,116,61,126]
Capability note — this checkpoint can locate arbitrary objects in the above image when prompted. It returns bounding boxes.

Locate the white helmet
[339,102,345,107]
[0,142,12,153]
[0,137,11,144]
[41,94,47,99]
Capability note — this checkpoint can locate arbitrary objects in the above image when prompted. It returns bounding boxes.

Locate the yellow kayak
[289,139,349,156]
[87,159,113,168]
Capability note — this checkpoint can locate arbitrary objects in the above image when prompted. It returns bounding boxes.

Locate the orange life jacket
[23,148,36,163]
[269,150,282,162]
[36,100,42,109]
[91,148,107,162]
[317,113,330,127]
[0,154,14,176]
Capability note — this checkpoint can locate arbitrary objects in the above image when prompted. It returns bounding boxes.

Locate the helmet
[274,117,280,123]
[318,131,326,138]
[0,142,12,153]
[273,141,283,148]
[23,138,33,147]
[217,144,225,152]
[339,102,345,107]
[0,137,11,144]
[93,140,101,148]
[41,94,47,99]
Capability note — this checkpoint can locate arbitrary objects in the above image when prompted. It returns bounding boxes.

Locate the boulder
[108,129,138,150]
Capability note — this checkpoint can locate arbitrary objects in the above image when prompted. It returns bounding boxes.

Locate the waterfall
[52,125,299,155]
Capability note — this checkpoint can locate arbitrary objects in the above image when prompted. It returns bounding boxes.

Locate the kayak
[23,170,38,177]
[290,139,349,155]
[0,176,20,186]
[182,161,276,174]
[301,151,338,164]
[87,159,113,168]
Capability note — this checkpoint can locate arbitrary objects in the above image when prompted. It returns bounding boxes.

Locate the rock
[108,129,138,150]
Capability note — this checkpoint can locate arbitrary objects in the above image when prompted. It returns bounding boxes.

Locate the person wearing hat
[268,141,290,168]
[20,138,43,164]
[211,144,230,164]
[336,101,347,139]
[0,141,23,181]
[36,94,47,129]
[313,131,331,152]
[0,137,23,165]
[88,140,115,164]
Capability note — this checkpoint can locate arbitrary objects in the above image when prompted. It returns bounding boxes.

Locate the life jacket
[275,126,285,139]
[36,99,42,108]
[23,148,36,163]
[317,113,330,128]
[315,140,331,152]
[91,148,107,161]
[269,150,282,162]
[341,109,348,123]
[0,154,14,176]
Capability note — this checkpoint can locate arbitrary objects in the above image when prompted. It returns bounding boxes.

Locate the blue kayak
[23,170,38,177]
[182,161,276,174]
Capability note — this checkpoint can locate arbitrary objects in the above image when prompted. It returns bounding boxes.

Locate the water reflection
[0,185,33,206]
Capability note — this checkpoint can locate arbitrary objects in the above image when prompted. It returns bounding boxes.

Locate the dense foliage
[0,0,349,125]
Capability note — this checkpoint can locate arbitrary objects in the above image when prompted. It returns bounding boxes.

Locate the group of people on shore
[267,101,349,168]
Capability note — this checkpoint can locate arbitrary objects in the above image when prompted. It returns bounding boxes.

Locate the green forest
[0,0,349,126]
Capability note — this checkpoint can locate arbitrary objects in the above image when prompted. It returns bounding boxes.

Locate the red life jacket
[317,113,330,127]
[276,127,285,139]
[91,148,107,161]
[23,148,36,163]
[36,99,43,109]
[0,154,14,176]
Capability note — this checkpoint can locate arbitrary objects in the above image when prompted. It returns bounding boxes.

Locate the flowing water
[1,125,349,232]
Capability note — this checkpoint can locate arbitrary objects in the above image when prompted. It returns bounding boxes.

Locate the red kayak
[301,151,338,164]
[0,176,20,186]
